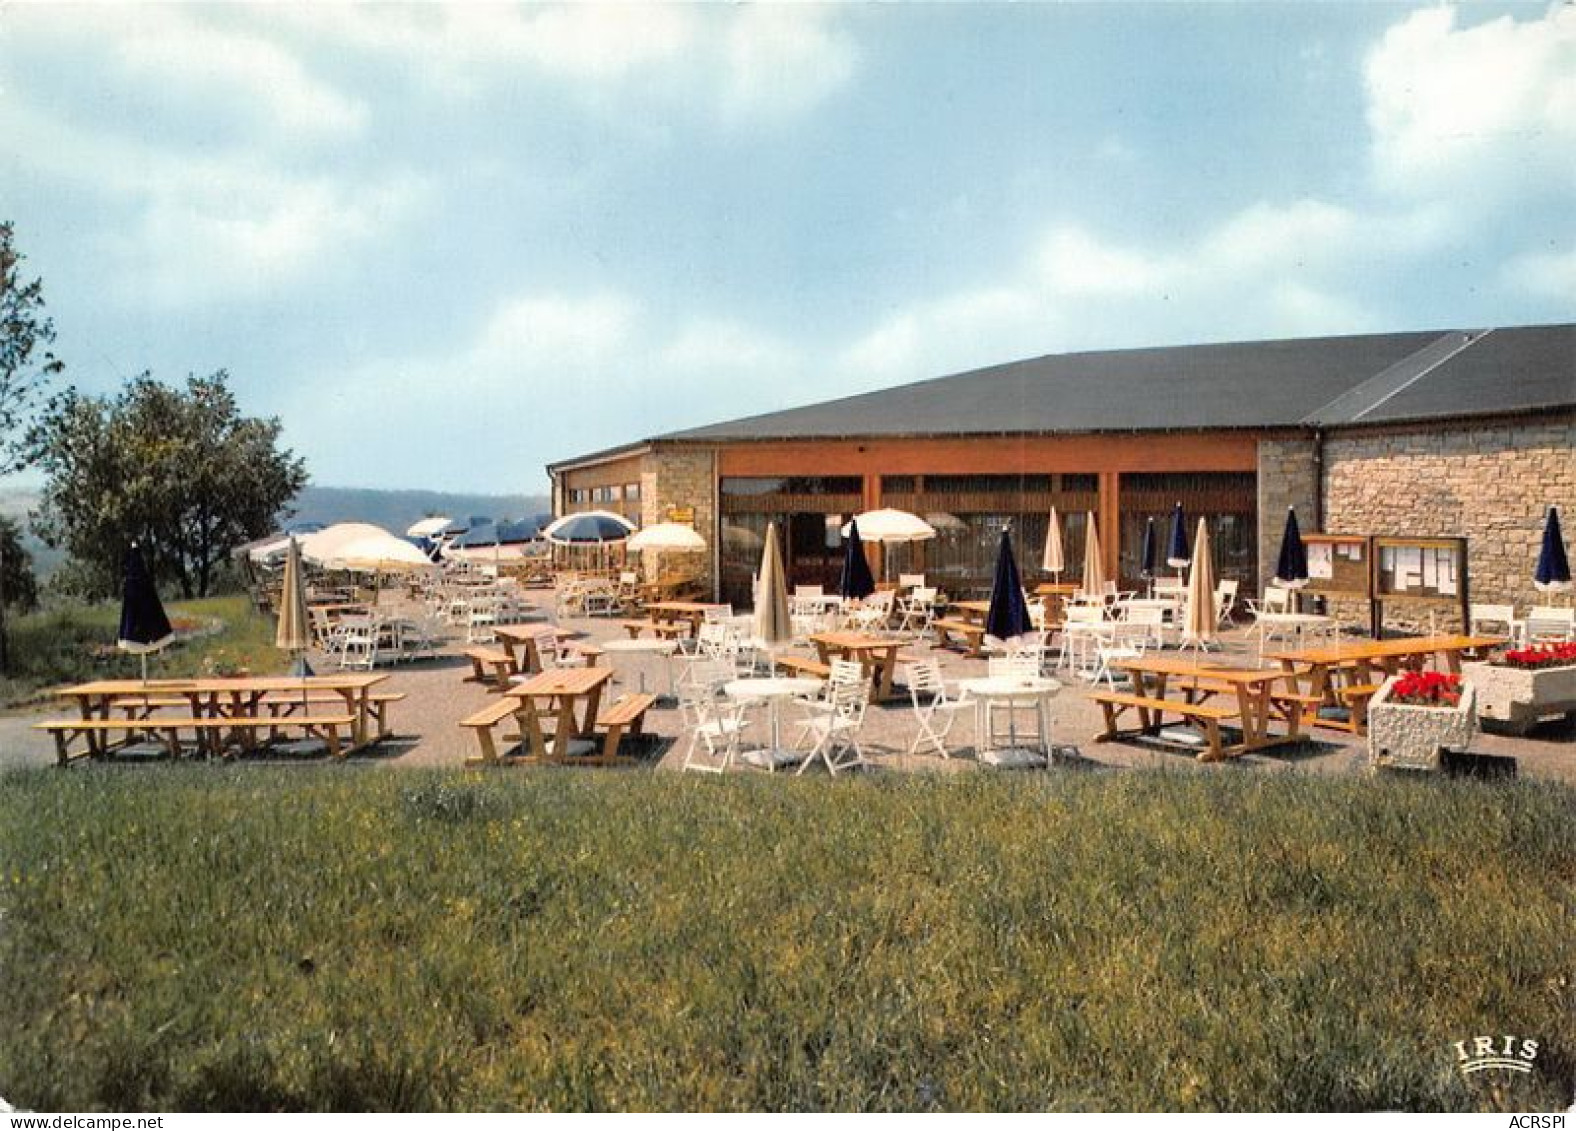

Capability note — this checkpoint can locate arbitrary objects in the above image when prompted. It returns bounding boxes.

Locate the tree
[1,222,62,672]
[29,371,308,599]
[0,222,64,471]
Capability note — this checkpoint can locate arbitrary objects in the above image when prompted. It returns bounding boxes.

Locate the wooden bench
[1331,683,1383,733]
[460,698,543,765]
[1088,690,1240,759]
[262,691,405,740]
[35,714,357,766]
[592,693,658,762]
[933,617,988,657]
[620,619,690,640]
[462,646,517,687]
[774,655,832,679]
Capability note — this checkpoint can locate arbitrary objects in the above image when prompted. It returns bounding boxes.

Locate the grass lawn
[0,594,285,706]
[0,769,1571,1112]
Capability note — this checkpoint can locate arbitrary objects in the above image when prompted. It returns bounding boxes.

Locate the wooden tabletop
[1034,583,1080,596]
[1267,634,1504,666]
[810,631,901,653]
[647,601,726,614]
[953,600,992,614]
[56,674,386,698]
[1116,656,1289,684]
[507,667,612,697]
[493,623,574,643]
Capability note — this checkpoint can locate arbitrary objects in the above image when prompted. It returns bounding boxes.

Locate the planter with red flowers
[1367,671,1476,772]
[1461,641,1576,735]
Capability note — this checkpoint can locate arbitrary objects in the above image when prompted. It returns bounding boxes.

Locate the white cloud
[721,6,860,122]
[1365,5,1576,201]
[291,294,810,490]
[261,2,856,121]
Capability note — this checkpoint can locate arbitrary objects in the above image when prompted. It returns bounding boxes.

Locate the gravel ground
[3,593,1572,781]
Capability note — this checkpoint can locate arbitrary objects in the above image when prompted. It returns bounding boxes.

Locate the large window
[719,477,865,607]
[1119,472,1257,587]
[880,473,1097,597]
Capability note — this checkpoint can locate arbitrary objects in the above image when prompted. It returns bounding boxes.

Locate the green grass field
[0,769,1571,1112]
[0,595,285,707]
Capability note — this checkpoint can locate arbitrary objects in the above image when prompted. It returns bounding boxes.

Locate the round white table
[599,637,678,696]
[957,675,1062,767]
[724,677,824,770]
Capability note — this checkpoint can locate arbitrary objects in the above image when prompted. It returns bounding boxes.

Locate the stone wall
[1323,413,1576,629]
[1255,436,1319,593]
[647,446,718,596]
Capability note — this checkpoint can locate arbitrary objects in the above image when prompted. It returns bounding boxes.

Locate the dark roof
[651,323,1574,443]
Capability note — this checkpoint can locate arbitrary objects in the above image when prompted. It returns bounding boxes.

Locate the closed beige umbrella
[1182,517,1216,649]
[275,537,313,676]
[1042,507,1065,577]
[1080,512,1106,595]
[754,521,793,648]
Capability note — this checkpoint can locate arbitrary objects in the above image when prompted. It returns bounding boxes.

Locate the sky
[2,2,1572,496]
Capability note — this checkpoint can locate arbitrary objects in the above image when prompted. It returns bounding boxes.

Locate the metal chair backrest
[829,658,866,686]
[899,573,926,590]
[903,659,946,698]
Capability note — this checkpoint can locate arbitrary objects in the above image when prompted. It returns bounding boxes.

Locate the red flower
[1389,670,1463,707]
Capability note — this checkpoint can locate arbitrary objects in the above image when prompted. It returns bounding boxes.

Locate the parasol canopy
[329,533,434,572]
[840,509,935,544]
[1041,507,1065,575]
[628,522,707,553]
[1166,502,1191,570]
[984,529,1032,647]
[117,543,174,656]
[406,516,452,539]
[839,518,876,601]
[1182,517,1216,647]
[1273,507,1310,590]
[1535,505,1572,593]
[754,522,793,647]
[299,522,393,566]
[1080,512,1107,595]
[543,510,635,545]
[1139,516,1158,580]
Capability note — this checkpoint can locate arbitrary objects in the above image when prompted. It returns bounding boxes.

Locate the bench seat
[933,618,988,656]
[1088,690,1239,760]
[592,692,658,762]
[35,714,357,765]
[462,646,516,686]
[774,656,832,679]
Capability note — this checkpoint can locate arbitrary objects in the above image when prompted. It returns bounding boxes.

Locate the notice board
[1301,534,1371,603]
[1372,535,1470,634]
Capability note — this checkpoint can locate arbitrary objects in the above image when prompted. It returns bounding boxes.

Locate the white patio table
[957,674,1062,768]
[724,676,824,771]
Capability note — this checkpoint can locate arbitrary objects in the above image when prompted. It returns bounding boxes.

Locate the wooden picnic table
[1101,655,1308,761]
[1267,634,1505,731]
[808,631,906,701]
[493,623,579,675]
[50,674,389,755]
[1033,582,1080,626]
[506,666,613,761]
[645,601,729,638]
[950,600,992,624]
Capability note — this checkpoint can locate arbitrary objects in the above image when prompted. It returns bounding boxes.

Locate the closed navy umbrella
[839,518,876,601]
[1139,517,1158,580]
[1535,506,1571,593]
[984,529,1032,645]
[118,543,173,683]
[1273,507,1310,590]
[1166,501,1190,570]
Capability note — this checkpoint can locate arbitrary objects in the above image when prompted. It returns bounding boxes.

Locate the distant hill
[0,484,554,580]
[282,486,553,535]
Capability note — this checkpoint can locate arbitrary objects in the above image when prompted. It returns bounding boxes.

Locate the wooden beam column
[1099,471,1121,582]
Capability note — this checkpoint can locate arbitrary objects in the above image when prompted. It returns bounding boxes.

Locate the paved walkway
[4,596,1572,781]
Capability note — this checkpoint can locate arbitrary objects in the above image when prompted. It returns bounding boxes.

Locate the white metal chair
[896,585,939,637]
[898,573,926,591]
[901,660,970,758]
[336,617,381,671]
[1469,603,1520,640]
[680,689,747,774]
[1214,578,1239,626]
[794,677,869,776]
[1524,607,1575,645]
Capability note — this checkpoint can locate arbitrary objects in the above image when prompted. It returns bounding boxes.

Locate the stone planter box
[1368,678,1476,772]
[1461,660,1576,735]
